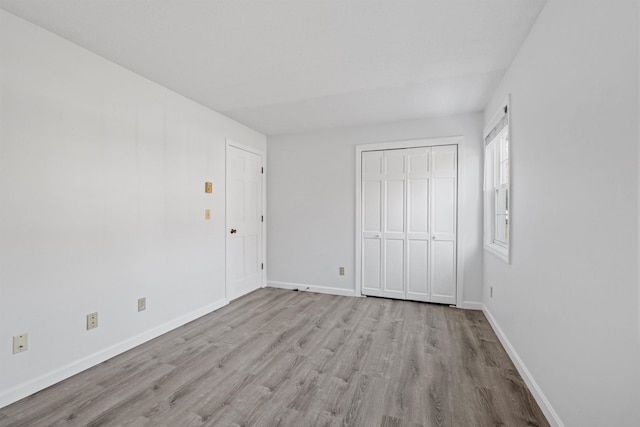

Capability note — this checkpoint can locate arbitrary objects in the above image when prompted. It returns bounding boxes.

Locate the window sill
[484,243,510,264]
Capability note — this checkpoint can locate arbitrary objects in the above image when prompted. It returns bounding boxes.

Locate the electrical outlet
[13,333,28,354]
[339,267,345,276]
[490,286,494,298]
[138,297,146,312]
[86,312,98,330]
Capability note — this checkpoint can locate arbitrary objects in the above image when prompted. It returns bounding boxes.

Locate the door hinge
[261,263,264,270]
[261,167,264,174]
[261,215,264,222]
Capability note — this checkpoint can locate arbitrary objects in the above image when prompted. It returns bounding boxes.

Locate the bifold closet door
[361,145,457,304]
[430,146,457,305]
[361,151,384,297]
[405,148,431,302]
[382,149,407,300]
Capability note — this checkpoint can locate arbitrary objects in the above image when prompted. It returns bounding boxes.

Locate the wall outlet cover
[87,312,98,330]
[138,297,146,312]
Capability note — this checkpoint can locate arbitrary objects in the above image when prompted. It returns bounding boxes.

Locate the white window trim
[483,96,511,263]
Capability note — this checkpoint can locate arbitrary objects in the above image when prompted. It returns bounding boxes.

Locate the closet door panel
[432,178,456,235]
[432,240,456,300]
[430,145,457,304]
[385,179,405,233]
[406,147,431,301]
[382,150,406,299]
[361,151,384,296]
[384,238,405,298]
[408,179,429,233]
[407,240,429,300]
[363,238,382,292]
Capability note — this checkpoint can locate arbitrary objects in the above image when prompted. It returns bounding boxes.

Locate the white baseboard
[0,298,228,409]
[461,301,483,310]
[268,281,357,297]
[482,305,564,427]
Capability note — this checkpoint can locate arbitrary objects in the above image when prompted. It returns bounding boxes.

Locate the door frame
[225,139,267,301]
[355,136,465,307]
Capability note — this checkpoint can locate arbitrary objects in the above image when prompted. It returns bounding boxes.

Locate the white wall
[0,10,265,407]
[267,113,484,305]
[483,1,640,426]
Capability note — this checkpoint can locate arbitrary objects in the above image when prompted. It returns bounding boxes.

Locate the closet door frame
[355,136,465,307]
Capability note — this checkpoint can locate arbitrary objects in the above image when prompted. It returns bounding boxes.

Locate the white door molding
[355,136,465,307]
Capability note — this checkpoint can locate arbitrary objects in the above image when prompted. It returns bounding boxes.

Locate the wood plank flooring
[0,288,549,426]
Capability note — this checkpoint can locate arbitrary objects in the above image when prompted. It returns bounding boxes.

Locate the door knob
[230,228,237,234]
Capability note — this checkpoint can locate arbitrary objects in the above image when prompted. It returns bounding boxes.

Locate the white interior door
[361,145,457,303]
[226,145,263,301]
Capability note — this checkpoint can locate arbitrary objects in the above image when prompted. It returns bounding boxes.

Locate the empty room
[1,1,639,426]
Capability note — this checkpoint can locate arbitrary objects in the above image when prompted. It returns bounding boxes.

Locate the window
[484,97,510,262]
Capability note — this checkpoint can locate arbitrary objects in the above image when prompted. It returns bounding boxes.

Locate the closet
[361,145,457,304]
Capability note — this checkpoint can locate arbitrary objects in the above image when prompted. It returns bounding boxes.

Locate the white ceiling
[0,0,546,135]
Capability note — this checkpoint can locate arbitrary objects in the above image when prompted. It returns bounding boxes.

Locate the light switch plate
[138,297,146,312]
[13,333,28,354]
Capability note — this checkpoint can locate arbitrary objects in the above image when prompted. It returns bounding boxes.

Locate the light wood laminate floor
[0,288,549,426]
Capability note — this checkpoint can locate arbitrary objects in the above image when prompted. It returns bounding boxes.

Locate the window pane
[498,132,509,185]
[494,186,509,244]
